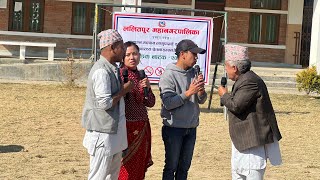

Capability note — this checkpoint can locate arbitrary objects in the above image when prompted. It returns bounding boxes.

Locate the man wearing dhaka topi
[218,44,283,180]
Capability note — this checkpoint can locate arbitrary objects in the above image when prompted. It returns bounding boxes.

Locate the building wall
[44,1,72,34]
[227,12,249,43]
[226,0,289,63]
[0,0,195,59]
[0,0,95,59]
[168,0,191,5]
[249,48,285,63]
[0,1,9,30]
[285,24,302,64]
[279,14,288,45]
[284,0,304,65]
[281,0,288,10]
[0,0,296,64]
[226,0,250,8]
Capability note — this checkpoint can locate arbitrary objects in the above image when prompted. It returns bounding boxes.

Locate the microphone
[122,69,129,99]
[194,65,200,78]
[122,69,128,83]
[220,77,227,106]
[139,70,149,99]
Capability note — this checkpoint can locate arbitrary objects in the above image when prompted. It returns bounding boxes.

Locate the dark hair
[124,41,139,52]
[120,41,140,68]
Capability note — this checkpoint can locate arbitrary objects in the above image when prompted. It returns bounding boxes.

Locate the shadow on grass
[148,107,223,114]
[200,107,223,114]
[0,145,24,153]
[275,111,310,115]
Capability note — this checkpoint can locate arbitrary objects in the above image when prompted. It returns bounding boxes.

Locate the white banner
[113,12,213,84]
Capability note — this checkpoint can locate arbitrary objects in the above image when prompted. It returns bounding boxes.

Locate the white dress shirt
[231,136,282,176]
[83,68,128,157]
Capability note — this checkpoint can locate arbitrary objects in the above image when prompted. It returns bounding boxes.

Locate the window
[142,0,168,3]
[251,0,281,9]
[9,0,44,32]
[72,3,105,35]
[197,0,225,2]
[141,0,168,14]
[249,14,279,44]
[248,0,281,44]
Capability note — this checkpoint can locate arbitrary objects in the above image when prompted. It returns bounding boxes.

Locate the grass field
[0,83,319,179]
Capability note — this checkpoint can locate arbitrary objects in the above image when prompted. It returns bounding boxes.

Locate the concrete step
[209,79,297,88]
[204,85,303,95]
[251,61,302,69]
[265,87,303,95]
[264,81,297,88]
[207,64,303,93]
[210,74,296,82]
[209,65,302,76]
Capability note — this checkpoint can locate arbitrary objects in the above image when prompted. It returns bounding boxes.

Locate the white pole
[309,0,320,75]
[93,3,98,62]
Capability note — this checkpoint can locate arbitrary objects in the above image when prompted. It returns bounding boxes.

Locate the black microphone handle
[123,77,128,83]
[143,87,148,99]
[220,84,225,107]
[220,77,227,106]
[139,70,149,99]
[122,69,129,99]
[194,65,200,79]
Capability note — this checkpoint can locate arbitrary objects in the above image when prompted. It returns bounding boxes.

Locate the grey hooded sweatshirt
[159,63,207,128]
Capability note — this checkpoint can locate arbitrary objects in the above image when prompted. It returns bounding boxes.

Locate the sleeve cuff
[220,93,229,105]
[180,93,188,101]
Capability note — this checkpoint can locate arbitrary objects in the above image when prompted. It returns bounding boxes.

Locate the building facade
[0,0,316,67]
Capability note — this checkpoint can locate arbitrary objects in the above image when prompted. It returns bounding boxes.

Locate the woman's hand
[139,77,151,89]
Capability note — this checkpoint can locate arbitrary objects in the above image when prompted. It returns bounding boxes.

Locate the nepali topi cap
[97,29,123,50]
[224,44,249,61]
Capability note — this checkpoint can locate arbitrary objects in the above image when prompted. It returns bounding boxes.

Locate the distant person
[158,39,207,180]
[81,29,134,180]
[218,44,282,180]
[118,41,156,180]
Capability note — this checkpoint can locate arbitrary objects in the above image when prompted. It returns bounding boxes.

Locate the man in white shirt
[81,29,134,180]
[218,44,282,180]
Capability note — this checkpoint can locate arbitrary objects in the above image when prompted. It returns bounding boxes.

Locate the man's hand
[218,86,228,97]
[112,80,134,107]
[197,74,204,83]
[185,78,205,98]
[122,79,134,95]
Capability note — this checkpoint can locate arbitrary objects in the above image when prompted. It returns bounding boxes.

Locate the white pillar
[48,47,54,61]
[288,0,304,24]
[20,45,26,60]
[309,0,320,74]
